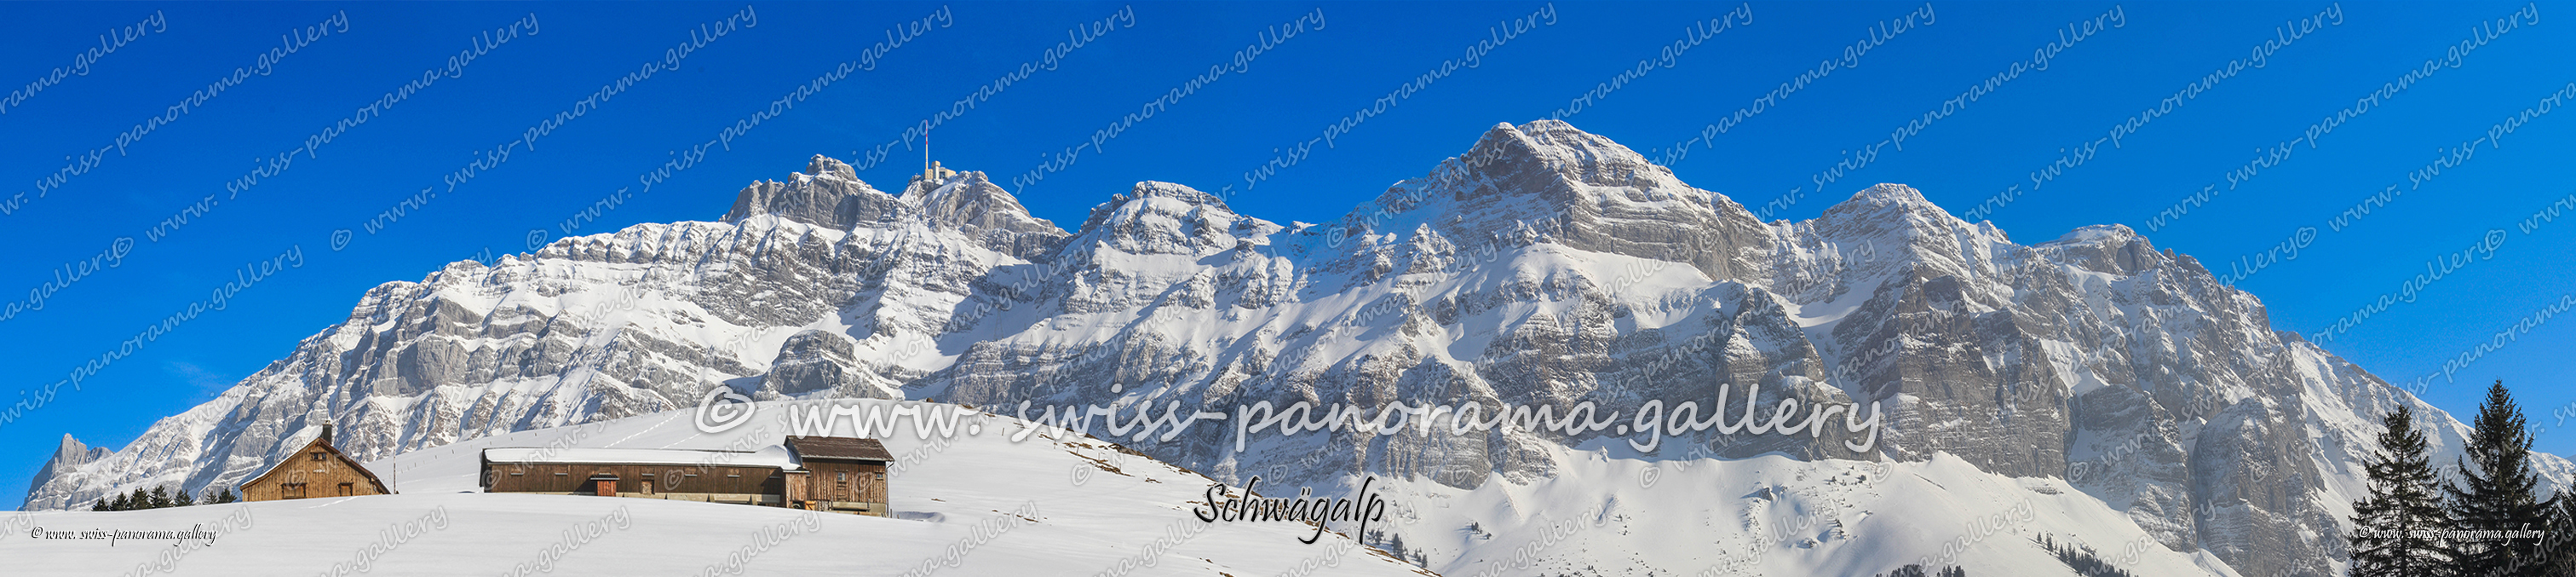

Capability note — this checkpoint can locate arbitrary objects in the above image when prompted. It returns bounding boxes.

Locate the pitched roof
[479,446,796,469]
[245,434,391,494]
[784,436,892,462]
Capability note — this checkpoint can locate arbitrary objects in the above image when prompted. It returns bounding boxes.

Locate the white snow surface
[1,399,1434,577]
[1375,448,2247,577]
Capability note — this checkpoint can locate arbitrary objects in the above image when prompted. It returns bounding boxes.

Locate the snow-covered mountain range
[25,119,2569,576]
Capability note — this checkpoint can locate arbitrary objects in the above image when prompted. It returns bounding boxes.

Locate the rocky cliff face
[25,436,110,501]
[26,121,2567,577]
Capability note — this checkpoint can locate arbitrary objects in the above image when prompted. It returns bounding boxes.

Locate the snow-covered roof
[784,436,892,462]
[480,446,799,470]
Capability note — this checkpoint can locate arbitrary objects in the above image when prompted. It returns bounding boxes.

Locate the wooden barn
[479,446,798,505]
[783,436,892,515]
[243,424,392,501]
[477,436,891,516]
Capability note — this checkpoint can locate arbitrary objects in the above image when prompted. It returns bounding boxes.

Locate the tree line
[89,485,238,511]
[2349,381,2574,577]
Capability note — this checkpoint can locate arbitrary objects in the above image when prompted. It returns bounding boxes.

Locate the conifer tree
[127,488,149,510]
[2443,381,2556,577]
[108,492,129,511]
[147,487,170,509]
[2038,534,2139,577]
[2349,405,2452,576]
[2544,488,2575,576]
[90,499,106,511]
[173,487,194,507]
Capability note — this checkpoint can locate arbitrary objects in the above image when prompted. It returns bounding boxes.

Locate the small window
[837,471,848,482]
[727,474,741,478]
[312,452,325,462]
[511,471,525,476]
[555,472,569,476]
[876,473,885,481]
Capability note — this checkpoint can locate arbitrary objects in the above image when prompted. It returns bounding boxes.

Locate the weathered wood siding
[797,461,888,516]
[244,446,388,501]
[482,463,785,496]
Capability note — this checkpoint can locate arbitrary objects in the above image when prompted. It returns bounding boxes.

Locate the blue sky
[2,2,2571,509]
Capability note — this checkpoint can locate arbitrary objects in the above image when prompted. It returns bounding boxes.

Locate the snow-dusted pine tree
[2443,382,2557,577]
[2349,405,2452,577]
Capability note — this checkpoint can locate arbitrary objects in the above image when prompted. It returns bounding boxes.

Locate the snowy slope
[3,399,1433,577]
[1363,447,2252,577]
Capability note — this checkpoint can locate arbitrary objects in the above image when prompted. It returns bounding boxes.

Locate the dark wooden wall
[483,462,784,496]
[477,458,888,516]
[798,461,888,505]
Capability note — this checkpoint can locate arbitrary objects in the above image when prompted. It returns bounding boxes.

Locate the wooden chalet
[243,424,392,501]
[477,436,892,516]
[782,436,892,515]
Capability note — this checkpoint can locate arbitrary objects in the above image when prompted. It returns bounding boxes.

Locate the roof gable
[244,434,390,494]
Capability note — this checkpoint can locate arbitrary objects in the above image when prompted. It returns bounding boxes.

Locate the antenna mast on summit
[922,121,934,183]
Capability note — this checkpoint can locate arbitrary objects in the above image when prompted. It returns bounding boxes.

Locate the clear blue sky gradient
[3,2,2571,510]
